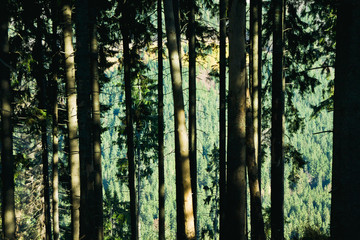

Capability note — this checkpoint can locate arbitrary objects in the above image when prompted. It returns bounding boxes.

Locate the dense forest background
[1,0,358,239]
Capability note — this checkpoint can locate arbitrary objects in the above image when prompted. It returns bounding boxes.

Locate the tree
[33,8,52,239]
[0,0,16,237]
[248,0,266,239]
[89,0,104,238]
[271,0,285,239]
[121,1,137,239]
[188,0,197,234]
[163,0,196,238]
[226,0,247,239]
[331,1,360,239]
[62,2,81,238]
[50,0,60,239]
[157,0,165,239]
[75,0,95,237]
[219,0,228,239]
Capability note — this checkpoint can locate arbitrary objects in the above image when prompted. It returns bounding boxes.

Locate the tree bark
[157,0,165,239]
[89,0,104,238]
[33,15,52,240]
[219,0,228,239]
[51,1,60,239]
[121,2,138,238]
[226,0,247,239]
[331,1,360,239]
[62,3,80,239]
[0,2,16,238]
[75,0,95,237]
[271,0,285,239]
[248,1,266,239]
[188,0,197,235]
[163,0,196,238]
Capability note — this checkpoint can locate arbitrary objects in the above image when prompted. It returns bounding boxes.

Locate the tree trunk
[331,1,360,239]
[271,0,285,239]
[75,0,95,237]
[248,1,265,239]
[122,2,138,238]
[163,0,196,238]
[51,1,60,239]
[219,0,228,239]
[89,1,104,238]
[226,0,247,239]
[33,16,52,240]
[157,0,165,239]
[188,0,197,235]
[250,0,262,192]
[246,88,265,240]
[62,3,80,239]
[0,3,16,238]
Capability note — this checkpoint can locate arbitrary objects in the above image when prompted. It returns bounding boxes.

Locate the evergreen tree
[331,1,360,239]
[226,0,247,239]
[0,0,16,238]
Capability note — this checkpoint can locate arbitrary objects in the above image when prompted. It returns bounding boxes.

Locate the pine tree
[226,0,247,239]
[0,0,16,237]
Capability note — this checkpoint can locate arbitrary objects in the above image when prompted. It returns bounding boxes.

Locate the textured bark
[121,2,138,238]
[51,1,60,239]
[0,3,16,238]
[33,16,51,240]
[226,0,247,239]
[89,0,104,238]
[249,1,265,239]
[157,0,165,239]
[250,0,263,191]
[188,0,197,235]
[331,1,360,239]
[163,0,196,238]
[62,3,80,239]
[271,0,285,239]
[246,88,266,240]
[75,0,95,237]
[219,0,228,239]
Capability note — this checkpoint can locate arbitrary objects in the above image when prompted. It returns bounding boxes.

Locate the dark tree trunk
[188,0,197,235]
[62,2,80,238]
[157,0,165,239]
[226,0,247,239]
[271,0,285,239]
[75,0,95,237]
[89,1,104,239]
[122,2,138,238]
[50,1,60,239]
[163,0,196,238]
[331,1,360,239]
[248,0,266,239]
[0,2,16,238]
[33,16,52,240]
[219,0,228,239]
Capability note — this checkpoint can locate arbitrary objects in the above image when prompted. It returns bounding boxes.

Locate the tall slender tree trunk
[163,0,196,238]
[226,0,247,239]
[51,1,60,239]
[0,3,16,238]
[62,3,80,239]
[331,1,360,239]
[219,0,228,238]
[271,0,285,239]
[121,2,137,238]
[157,0,166,239]
[75,0,95,237]
[188,0,197,235]
[34,16,52,240]
[257,0,263,192]
[89,1,104,239]
[248,1,265,239]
